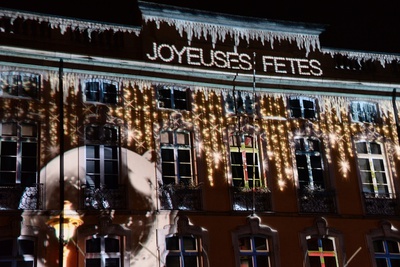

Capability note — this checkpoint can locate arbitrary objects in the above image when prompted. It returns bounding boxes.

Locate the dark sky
[1,0,400,53]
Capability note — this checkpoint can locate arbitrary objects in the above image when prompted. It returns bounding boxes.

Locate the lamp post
[48,201,83,267]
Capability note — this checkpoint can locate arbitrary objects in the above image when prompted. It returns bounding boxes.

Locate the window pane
[18,239,34,255]
[356,142,367,154]
[391,259,400,266]
[22,143,37,157]
[166,236,180,250]
[183,256,198,267]
[239,237,252,251]
[370,142,382,154]
[86,146,99,159]
[86,259,101,267]
[86,160,100,173]
[358,159,370,171]
[240,256,254,267]
[178,150,190,163]
[2,123,17,136]
[105,237,120,253]
[373,159,385,172]
[21,124,37,137]
[254,237,268,251]
[161,149,174,161]
[325,256,338,267]
[86,238,101,253]
[322,238,334,251]
[373,240,385,253]
[387,240,400,253]
[256,255,270,267]
[1,142,17,155]
[104,146,118,160]
[105,258,120,267]
[1,157,16,171]
[176,132,188,145]
[183,236,196,250]
[21,158,37,172]
[166,256,180,267]
[0,239,13,256]
[104,161,118,174]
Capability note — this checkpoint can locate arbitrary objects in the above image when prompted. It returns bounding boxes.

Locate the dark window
[0,122,38,185]
[0,238,35,266]
[166,235,201,267]
[85,125,119,189]
[373,239,400,267]
[85,80,119,104]
[238,235,271,267]
[289,97,317,119]
[158,86,189,110]
[86,236,121,267]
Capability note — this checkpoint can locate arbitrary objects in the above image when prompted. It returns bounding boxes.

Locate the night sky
[1,0,400,53]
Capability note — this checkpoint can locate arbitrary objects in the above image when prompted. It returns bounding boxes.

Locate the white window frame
[157,85,190,110]
[355,140,393,197]
[85,124,120,189]
[350,101,379,123]
[85,235,122,267]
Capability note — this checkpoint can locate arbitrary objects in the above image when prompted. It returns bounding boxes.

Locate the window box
[0,183,43,210]
[81,184,126,210]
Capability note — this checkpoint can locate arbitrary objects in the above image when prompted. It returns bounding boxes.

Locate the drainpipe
[59,58,65,267]
[392,89,400,144]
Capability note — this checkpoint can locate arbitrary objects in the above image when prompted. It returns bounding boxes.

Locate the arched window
[300,217,344,267]
[232,216,280,267]
[367,221,400,267]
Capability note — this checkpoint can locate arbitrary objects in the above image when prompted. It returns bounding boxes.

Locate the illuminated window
[0,122,38,185]
[160,130,194,185]
[289,96,317,119]
[157,86,190,110]
[232,216,279,267]
[0,237,36,267]
[301,218,343,267]
[86,235,121,267]
[165,235,203,267]
[229,133,262,188]
[85,125,119,189]
[306,236,339,267]
[355,140,392,197]
[350,101,378,123]
[0,72,40,98]
[294,136,325,190]
[84,79,120,104]
[225,91,254,115]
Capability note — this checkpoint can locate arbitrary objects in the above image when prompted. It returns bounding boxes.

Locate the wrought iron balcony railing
[81,185,126,210]
[159,184,202,211]
[0,184,43,210]
[363,193,399,216]
[298,188,337,214]
[231,187,272,212]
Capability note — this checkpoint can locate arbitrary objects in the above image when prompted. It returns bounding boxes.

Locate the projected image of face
[37,147,170,266]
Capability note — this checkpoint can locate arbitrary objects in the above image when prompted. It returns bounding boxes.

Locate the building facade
[1,1,400,267]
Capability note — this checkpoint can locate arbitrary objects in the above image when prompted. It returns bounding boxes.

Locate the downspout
[58,58,65,267]
[392,89,400,144]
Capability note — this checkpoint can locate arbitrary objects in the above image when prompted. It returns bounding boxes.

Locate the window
[157,86,190,110]
[159,216,209,267]
[373,239,400,267]
[165,235,202,267]
[160,130,194,185]
[225,91,254,115]
[232,216,280,267]
[289,96,317,119]
[367,221,400,267]
[85,79,120,104]
[86,235,121,267]
[229,133,261,188]
[0,122,38,185]
[300,218,344,267]
[294,136,325,190]
[238,235,271,267]
[85,125,120,189]
[0,72,40,98]
[0,237,36,267]
[355,140,392,197]
[350,101,378,123]
[306,236,339,267]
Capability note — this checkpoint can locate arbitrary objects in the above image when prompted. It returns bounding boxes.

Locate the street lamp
[47,201,83,266]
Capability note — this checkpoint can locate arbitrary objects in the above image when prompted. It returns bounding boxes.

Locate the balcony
[0,184,43,210]
[159,184,202,211]
[298,188,337,214]
[81,185,126,210]
[231,187,272,212]
[363,193,399,216]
